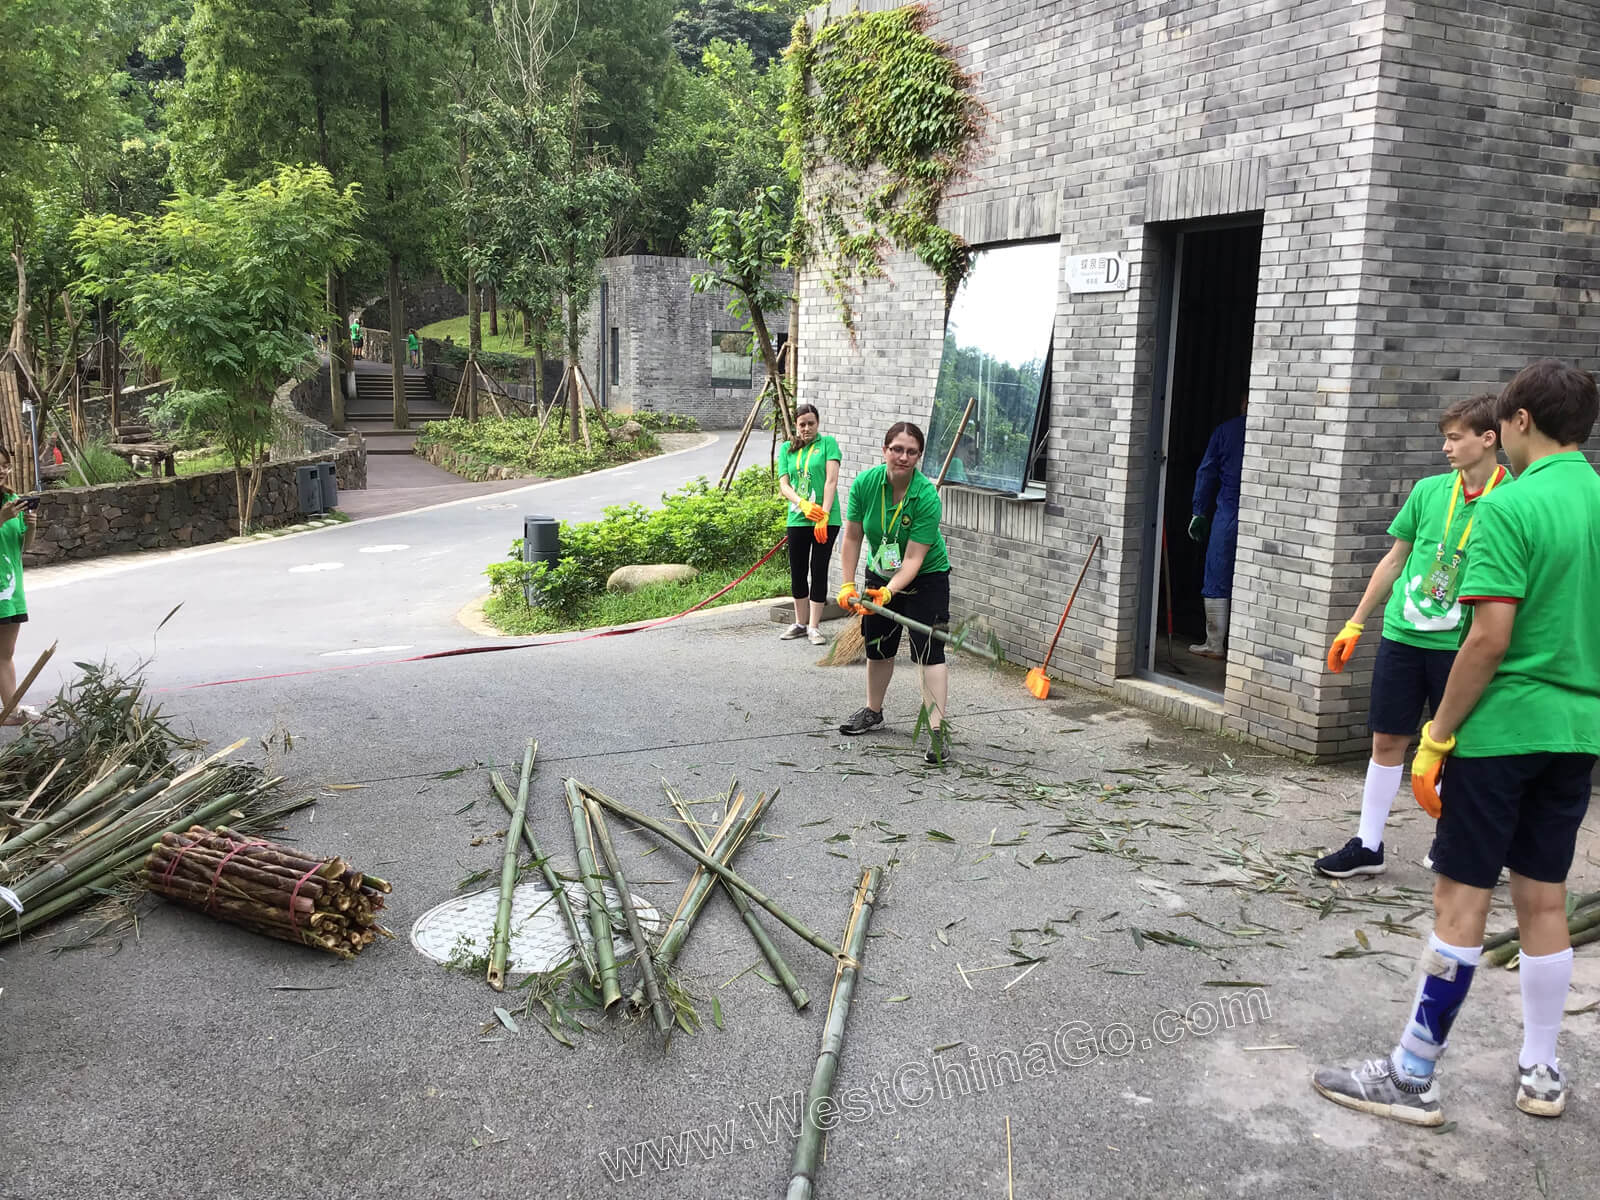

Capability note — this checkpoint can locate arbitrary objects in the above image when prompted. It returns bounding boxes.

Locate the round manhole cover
[411,880,662,975]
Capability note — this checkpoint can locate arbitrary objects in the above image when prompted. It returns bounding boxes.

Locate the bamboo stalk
[585,794,673,1038]
[0,764,141,861]
[566,779,621,1008]
[0,640,55,729]
[1487,902,1600,968]
[148,839,326,897]
[787,867,882,1200]
[668,781,809,1011]
[14,758,67,823]
[488,740,536,991]
[653,793,749,965]
[144,851,323,909]
[491,769,597,986]
[578,786,850,965]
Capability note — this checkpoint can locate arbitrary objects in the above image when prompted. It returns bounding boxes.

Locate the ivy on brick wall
[782,4,984,333]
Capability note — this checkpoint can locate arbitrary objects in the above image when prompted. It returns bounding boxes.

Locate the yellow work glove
[799,501,826,523]
[865,586,893,607]
[1326,620,1364,673]
[812,514,829,544]
[837,581,865,615]
[1411,721,1456,819]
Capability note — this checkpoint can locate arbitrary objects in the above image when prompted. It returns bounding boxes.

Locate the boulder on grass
[607,563,699,592]
[608,419,645,442]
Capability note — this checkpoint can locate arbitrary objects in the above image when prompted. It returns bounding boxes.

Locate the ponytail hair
[788,404,820,454]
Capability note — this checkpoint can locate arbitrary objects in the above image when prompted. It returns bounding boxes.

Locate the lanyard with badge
[791,441,820,509]
[1425,466,1504,605]
[872,476,909,575]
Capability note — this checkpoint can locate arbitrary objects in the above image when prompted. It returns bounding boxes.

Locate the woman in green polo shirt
[777,404,843,645]
[835,421,953,764]
[0,443,40,724]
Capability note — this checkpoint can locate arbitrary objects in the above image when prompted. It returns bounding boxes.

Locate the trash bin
[316,461,339,511]
[295,465,325,515]
[522,515,560,606]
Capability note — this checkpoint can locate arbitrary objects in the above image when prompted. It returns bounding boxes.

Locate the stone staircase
[345,363,452,453]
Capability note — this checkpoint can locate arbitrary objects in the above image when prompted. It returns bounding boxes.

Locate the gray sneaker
[1312,1055,1444,1126]
[838,707,884,736]
[779,623,807,641]
[1516,1062,1566,1117]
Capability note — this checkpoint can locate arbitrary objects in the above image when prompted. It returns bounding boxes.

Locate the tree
[671,0,804,69]
[74,165,361,533]
[544,0,675,166]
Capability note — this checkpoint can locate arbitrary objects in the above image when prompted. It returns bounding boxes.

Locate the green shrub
[65,440,136,487]
[415,414,667,479]
[436,344,531,376]
[144,387,230,451]
[626,411,699,433]
[485,468,786,617]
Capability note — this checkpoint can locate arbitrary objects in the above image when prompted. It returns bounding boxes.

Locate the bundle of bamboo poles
[143,826,391,960]
[1484,890,1600,968]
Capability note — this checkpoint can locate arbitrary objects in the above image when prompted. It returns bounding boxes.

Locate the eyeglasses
[885,445,922,458]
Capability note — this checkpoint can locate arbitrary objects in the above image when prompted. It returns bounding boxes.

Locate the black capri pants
[787,525,840,603]
[863,569,951,665]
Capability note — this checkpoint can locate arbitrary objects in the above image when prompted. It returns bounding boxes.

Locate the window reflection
[926,240,1060,494]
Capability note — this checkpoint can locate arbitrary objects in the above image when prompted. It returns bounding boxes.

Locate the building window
[925,239,1060,495]
[609,327,620,385]
[710,330,753,387]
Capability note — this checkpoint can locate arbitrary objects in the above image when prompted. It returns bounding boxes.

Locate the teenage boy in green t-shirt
[776,404,843,645]
[1315,359,1600,1126]
[1316,394,1507,878]
[406,330,420,369]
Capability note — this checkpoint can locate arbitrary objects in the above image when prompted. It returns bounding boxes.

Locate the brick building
[798,0,1600,759]
[581,256,792,429]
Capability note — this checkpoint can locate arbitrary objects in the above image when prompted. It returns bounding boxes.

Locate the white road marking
[319,645,415,657]
[289,562,345,573]
[358,544,410,554]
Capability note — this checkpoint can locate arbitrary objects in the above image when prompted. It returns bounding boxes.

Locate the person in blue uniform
[1187,395,1248,658]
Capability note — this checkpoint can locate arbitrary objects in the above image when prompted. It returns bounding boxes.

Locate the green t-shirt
[1453,452,1600,757]
[0,510,27,620]
[846,463,950,576]
[1381,468,1510,650]
[778,434,843,527]
[406,333,419,352]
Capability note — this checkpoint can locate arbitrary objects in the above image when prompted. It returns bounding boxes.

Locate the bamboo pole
[1486,899,1600,968]
[566,779,621,1008]
[855,597,1005,665]
[578,785,849,964]
[584,795,673,1038]
[0,640,56,729]
[0,765,141,861]
[488,739,536,991]
[667,782,809,1011]
[787,867,882,1200]
[490,771,597,986]
[934,397,977,487]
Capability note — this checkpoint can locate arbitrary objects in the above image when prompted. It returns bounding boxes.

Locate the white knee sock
[1519,947,1574,1069]
[1356,760,1404,851]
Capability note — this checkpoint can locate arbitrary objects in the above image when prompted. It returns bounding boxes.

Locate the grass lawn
[416,315,541,359]
[175,451,235,477]
[483,561,790,635]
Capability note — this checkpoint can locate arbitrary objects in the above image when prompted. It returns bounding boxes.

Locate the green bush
[65,440,136,487]
[144,387,229,450]
[485,468,786,617]
[435,343,531,376]
[627,411,700,433]
[415,415,662,479]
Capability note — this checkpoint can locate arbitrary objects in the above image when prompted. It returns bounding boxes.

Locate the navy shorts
[862,570,950,666]
[1368,636,1455,736]
[1433,753,1596,889]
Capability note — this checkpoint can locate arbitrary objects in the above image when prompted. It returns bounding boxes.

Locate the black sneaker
[924,727,947,766]
[839,707,884,736]
[1314,837,1386,879]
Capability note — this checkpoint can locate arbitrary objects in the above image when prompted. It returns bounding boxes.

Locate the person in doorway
[836,422,954,766]
[407,330,421,369]
[1316,394,1507,878]
[1313,359,1600,1126]
[777,404,842,645]
[350,319,363,361]
[0,444,40,724]
[1187,395,1248,657]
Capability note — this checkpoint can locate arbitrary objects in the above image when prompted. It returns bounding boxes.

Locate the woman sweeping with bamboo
[776,404,842,645]
[835,422,954,765]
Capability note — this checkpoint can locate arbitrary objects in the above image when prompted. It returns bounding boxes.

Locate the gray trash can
[295,465,325,515]
[522,515,560,606]
[316,461,339,511]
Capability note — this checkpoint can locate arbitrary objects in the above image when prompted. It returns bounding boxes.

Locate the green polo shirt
[846,463,949,575]
[0,510,27,620]
[778,434,842,528]
[1454,452,1600,757]
[1382,468,1510,651]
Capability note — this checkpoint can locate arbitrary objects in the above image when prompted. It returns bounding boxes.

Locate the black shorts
[0,612,26,625]
[1433,752,1596,888]
[1369,636,1455,736]
[862,570,950,665]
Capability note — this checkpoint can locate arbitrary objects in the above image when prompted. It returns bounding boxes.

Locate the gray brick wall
[798,0,1600,759]
[581,256,792,429]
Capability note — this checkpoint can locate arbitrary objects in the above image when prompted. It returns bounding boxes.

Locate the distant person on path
[0,444,40,724]
[350,319,363,361]
[1313,360,1600,1127]
[1316,394,1507,879]
[1187,394,1248,658]
[836,421,954,766]
[407,330,421,369]
[776,404,842,645]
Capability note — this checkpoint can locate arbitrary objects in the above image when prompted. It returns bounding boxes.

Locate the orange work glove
[837,582,864,614]
[1326,620,1364,673]
[812,514,829,544]
[865,586,893,607]
[1410,721,1456,819]
[799,501,826,523]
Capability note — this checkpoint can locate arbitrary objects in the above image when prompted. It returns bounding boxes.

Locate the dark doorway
[1140,220,1262,695]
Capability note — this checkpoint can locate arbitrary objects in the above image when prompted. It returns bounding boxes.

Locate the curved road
[23,434,730,691]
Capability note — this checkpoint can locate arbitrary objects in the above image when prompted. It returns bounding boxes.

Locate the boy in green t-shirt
[1316,394,1507,878]
[1315,359,1600,1126]
[406,331,420,369]
[350,319,363,360]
